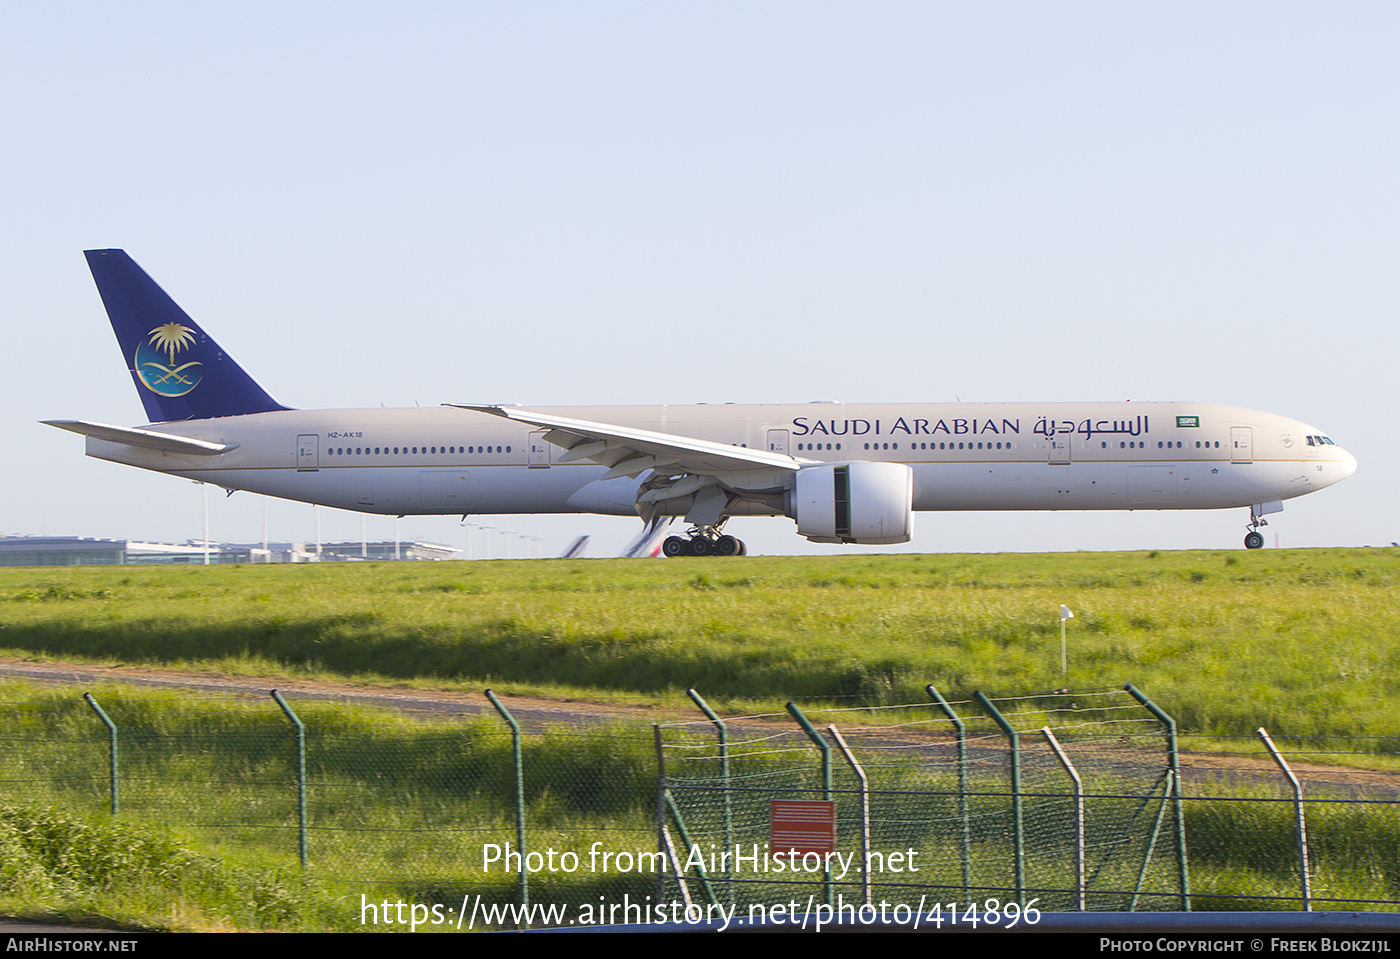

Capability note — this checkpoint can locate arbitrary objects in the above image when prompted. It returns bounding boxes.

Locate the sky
[2,2,1395,558]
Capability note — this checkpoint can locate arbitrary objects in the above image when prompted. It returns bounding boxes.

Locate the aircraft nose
[1338,447,1358,480]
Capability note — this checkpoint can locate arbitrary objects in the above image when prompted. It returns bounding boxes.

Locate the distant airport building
[316,541,460,562]
[0,536,459,567]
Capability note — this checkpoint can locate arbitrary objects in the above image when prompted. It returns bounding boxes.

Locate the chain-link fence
[657,689,1400,916]
[1176,733,1400,913]
[2,683,1397,928]
[0,688,656,926]
[658,686,1190,914]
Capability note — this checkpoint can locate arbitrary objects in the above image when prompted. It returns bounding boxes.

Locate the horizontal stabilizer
[42,420,238,455]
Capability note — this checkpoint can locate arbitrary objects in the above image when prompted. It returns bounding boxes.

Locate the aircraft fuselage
[83,400,1355,519]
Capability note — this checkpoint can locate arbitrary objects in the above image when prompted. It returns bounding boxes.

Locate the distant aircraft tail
[622,516,675,558]
[84,249,288,422]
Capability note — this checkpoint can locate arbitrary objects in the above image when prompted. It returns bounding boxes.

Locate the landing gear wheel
[661,521,742,557]
[1244,531,1264,550]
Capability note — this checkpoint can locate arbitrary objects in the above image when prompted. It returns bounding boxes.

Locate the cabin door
[296,434,319,471]
[527,430,552,468]
[1231,427,1253,464]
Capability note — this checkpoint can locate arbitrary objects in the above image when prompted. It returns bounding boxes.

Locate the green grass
[2,549,1398,741]
[0,801,321,931]
[0,682,657,930]
[2,549,1398,927]
[1184,790,1400,911]
[2,677,1395,929]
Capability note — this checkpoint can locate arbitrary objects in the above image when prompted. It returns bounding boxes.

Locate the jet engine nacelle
[793,461,914,545]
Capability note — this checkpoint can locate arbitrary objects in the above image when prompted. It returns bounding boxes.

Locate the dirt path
[3,657,1396,796]
[0,657,675,727]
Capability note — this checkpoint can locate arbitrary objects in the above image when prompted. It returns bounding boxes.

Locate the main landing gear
[662,524,747,558]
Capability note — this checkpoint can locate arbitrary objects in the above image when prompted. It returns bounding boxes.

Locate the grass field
[0,683,657,931]
[2,548,1397,929]
[3,674,1396,930]
[2,548,1398,742]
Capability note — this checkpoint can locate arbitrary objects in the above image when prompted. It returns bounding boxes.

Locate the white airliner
[46,250,1356,556]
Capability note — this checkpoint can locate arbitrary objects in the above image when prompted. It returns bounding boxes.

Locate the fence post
[973,690,1023,906]
[82,694,118,816]
[687,688,734,904]
[1125,683,1192,911]
[270,690,307,868]
[654,723,668,907]
[663,790,720,907]
[1041,727,1085,910]
[926,684,971,899]
[485,689,528,926]
[1129,773,1176,912]
[785,702,833,907]
[1258,727,1312,911]
[827,725,871,905]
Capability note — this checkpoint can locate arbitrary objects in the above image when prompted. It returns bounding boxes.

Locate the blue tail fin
[85,250,289,422]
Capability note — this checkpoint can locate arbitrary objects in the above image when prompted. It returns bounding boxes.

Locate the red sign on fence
[769,800,836,858]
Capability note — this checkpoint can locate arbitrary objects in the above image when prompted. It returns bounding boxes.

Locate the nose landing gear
[1243,501,1279,549]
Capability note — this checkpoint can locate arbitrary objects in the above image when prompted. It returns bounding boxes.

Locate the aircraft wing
[450,405,811,479]
[42,420,239,455]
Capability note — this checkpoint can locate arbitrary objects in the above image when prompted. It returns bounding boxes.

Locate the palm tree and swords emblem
[134,322,205,396]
